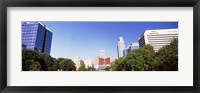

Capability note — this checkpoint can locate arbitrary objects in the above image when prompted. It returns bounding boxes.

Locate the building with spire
[117,37,125,58]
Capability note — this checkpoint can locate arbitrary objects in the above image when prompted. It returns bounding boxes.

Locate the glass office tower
[22,22,53,54]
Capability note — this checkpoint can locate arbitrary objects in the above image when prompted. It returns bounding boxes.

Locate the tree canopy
[152,38,178,71]
[58,58,76,71]
[22,50,76,71]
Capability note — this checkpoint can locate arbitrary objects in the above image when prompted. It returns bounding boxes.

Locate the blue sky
[42,22,178,61]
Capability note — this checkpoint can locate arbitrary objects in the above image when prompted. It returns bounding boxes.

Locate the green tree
[22,59,41,71]
[105,66,111,71]
[129,44,155,71]
[110,59,121,71]
[22,49,39,62]
[48,58,59,71]
[58,58,76,71]
[56,58,65,70]
[78,63,87,71]
[87,66,97,71]
[110,44,155,71]
[22,49,58,71]
[29,61,41,71]
[153,38,178,71]
[22,50,41,71]
[37,53,52,71]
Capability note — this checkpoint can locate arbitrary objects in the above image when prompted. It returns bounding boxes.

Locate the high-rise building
[138,29,178,52]
[94,50,115,71]
[123,47,129,56]
[22,22,53,54]
[123,42,139,56]
[128,42,139,53]
[117,37,125,58]
[73,57,85,70]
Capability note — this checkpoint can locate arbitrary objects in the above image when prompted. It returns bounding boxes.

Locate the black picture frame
[0,0,199,93]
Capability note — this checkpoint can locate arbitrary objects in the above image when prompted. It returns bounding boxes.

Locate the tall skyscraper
[138,29,178,52]
[117,37,125,58]
[22,22,53,54]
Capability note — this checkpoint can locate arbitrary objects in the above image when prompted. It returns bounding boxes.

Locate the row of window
[22,27,38,30]
[22,38,36,41]
[23,32,37,35]
[22,30,37,32]
[22,35,37,38]
[22,42,35,45]
[22,26,38,29]
[23,42,35,44]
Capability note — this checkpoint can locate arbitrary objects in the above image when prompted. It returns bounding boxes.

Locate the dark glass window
[22,22,53,55]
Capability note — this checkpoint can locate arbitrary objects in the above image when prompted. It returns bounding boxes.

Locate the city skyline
[41,22,178,61]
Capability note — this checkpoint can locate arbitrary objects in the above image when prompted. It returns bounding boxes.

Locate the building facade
[95,56,115,71]
[22,22,53,54]
[94,50,115,71]
[123,48,129,56]
[117,37,125,58]
[138,29,178,52]
[123,42,139,56]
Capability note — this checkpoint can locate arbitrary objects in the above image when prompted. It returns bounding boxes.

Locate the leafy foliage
[77,64,97,71]
[22,50,76,71]
[22,50,44,71]
[153,38,178,71]
[58,58,76,71]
